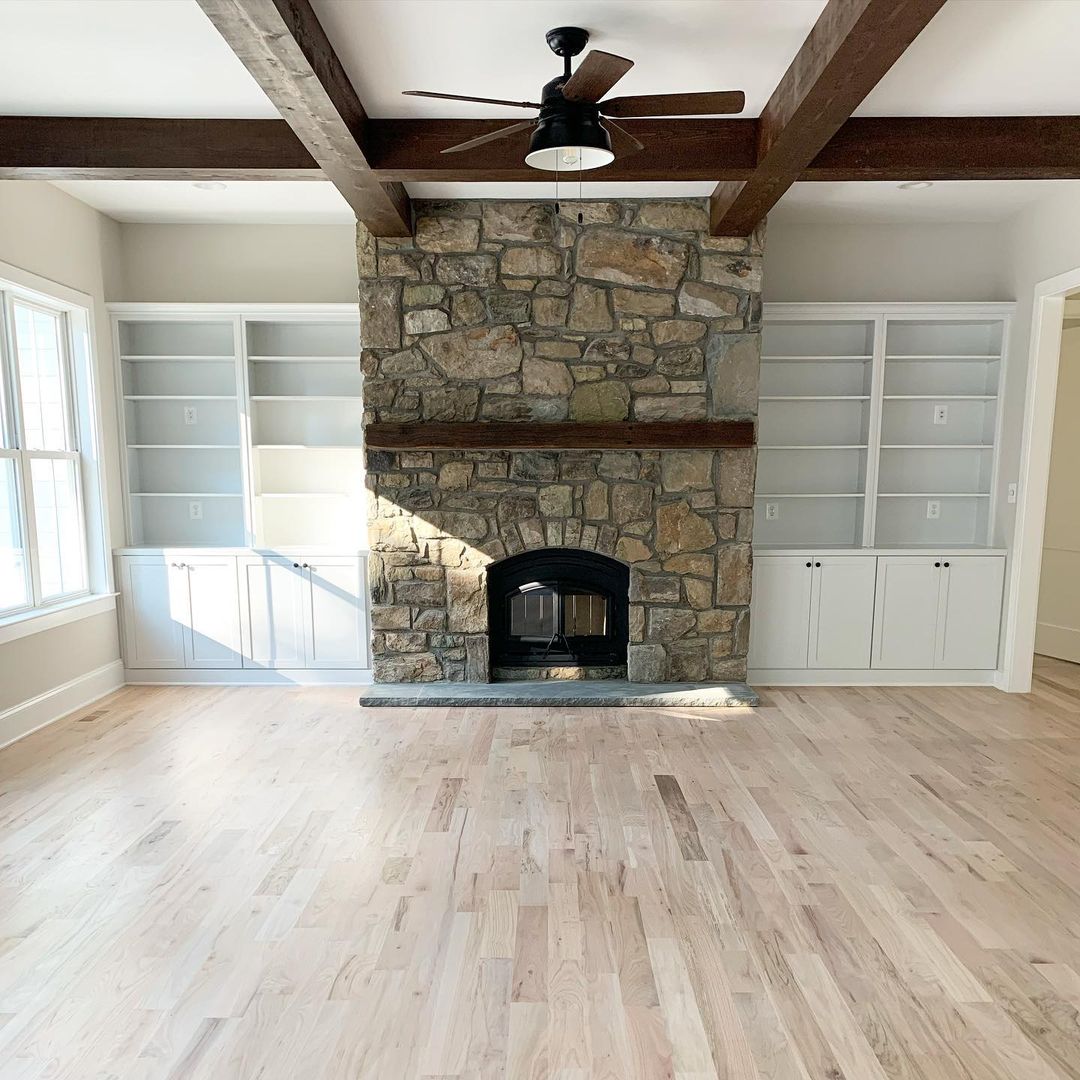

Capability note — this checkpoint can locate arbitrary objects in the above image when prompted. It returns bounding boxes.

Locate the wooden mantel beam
[6,115,1080,185]
[710,0,946,236]
[364,421,756,451]
[195,0,411,236]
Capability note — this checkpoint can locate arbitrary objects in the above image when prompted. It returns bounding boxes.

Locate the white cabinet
[238,556,308,668]
[935,556,1005,669]
[748,557,812,668]
[305,557,367,668]
[120,551,369,677]
[120,557,188,669]
[120,554,241,669]
[183,555,243,668]
[237,555,367,670]
[749,555,876,670]
[870,557,940,669]
[809,557,877,669]
[872,555,1004,670]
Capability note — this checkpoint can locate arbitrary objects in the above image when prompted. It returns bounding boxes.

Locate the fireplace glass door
[489,550,629,668]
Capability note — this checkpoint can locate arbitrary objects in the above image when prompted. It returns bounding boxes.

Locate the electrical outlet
[189,501,203,520]
[1007,482,1018,504]
[765,501,779,521]
[933,403,948,425]
[183,406,198,425]
[926,499,941,520]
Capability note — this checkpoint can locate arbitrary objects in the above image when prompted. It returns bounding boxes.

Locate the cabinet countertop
[753,545,1006,557]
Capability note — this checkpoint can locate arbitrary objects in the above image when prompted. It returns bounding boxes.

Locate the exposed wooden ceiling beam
[365,116,1080,183]
[0,116,319,180]
[710,0,946,236]
[195,0,410,235]
[364,118,759,182]
[5,115,1080,186]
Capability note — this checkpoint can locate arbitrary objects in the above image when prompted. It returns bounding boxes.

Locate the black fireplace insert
[487,548,629,668]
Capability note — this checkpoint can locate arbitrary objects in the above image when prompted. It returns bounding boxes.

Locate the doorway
[1034,300,1080,664]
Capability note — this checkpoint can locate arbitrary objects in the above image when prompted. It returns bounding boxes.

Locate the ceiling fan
[403,26,745,171]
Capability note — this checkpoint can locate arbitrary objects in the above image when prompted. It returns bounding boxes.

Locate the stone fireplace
[359,198,762,683]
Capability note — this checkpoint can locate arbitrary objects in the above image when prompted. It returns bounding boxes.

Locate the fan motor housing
[545,26,589,58]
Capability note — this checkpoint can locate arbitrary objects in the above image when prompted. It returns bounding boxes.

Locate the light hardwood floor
[2,660,1080,1079]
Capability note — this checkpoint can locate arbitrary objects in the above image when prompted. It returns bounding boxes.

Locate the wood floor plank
[1,659,1079,1077]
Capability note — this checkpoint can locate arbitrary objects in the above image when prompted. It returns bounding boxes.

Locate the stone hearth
[359,198,762,684]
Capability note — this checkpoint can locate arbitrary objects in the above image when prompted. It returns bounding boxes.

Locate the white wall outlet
[765,501,779,521]
[933,403,948,425]
[926,499,941,520]
[189,500,203,520]
[183,406,198,425]
[1007,482,1018,504]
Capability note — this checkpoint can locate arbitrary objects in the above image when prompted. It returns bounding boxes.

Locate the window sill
[0,593,118,646]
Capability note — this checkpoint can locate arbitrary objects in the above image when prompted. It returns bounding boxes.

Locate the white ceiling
[48,180,355,225]
[3,0,1080,224]
[770,180,1080,225]
[0,0,275,118]
[312,0,824,120]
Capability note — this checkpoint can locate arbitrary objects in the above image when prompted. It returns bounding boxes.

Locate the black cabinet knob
[943,561,950,568]
[814,561,821,567]
[934,562,941,568]
[293,562,300,568]
[806,561,812,568]
[302,563,310,569]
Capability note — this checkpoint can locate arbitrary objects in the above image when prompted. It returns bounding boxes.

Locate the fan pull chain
[554,152,560,216]
[578,160,583,224]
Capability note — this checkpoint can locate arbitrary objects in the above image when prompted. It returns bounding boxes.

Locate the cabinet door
[304,557,368,669]
[238,557,307,668]
[808,557,876,669]
[936,556,1005,669]
[748,557,812,669]
[183,556,242,668]
[120,556,187,669]
[872,557,941,669]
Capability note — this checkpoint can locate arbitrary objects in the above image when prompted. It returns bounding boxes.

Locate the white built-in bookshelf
[756,303,1011,548]
[112,305,362,548]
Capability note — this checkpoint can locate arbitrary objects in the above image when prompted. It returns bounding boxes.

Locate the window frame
[0,286,92,617]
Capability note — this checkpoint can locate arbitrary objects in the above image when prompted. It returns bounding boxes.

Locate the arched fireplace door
[487,548,630,669]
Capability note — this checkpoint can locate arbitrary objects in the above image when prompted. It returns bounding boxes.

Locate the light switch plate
[933,404,948,425]
[765,501,779,521]
[183,406,198,425]
[1007,482,1018,503]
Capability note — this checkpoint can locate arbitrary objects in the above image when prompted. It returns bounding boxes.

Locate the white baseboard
[0,659,125,750]
[1034,622,1080,665]
[123,667,373,686]
[749,667,998,687]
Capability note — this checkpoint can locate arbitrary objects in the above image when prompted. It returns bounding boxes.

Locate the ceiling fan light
[525,111,614,171]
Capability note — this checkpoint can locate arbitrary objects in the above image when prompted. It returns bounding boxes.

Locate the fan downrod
[544,26,589,58]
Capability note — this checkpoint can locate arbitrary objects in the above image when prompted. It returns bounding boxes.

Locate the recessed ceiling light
[193,181,227,191]
[898,181,934,191]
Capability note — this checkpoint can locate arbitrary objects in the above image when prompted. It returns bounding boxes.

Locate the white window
[0,289,90,616]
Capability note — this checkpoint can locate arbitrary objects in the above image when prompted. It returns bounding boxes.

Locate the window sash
[0,290,89,616]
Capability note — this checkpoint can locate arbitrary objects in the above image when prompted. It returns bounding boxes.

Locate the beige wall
[1036,322,1080,661]
[763,220,1012,303]
[0,181,125,721]
[0,614,120,713]
[116,223,358,303]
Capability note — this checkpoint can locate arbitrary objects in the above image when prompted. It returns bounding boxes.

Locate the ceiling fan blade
[602,117,644,154]
[600,91,746,117]
[440,120,535,154]
[403,90,541,109]
[560,50,634,103]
